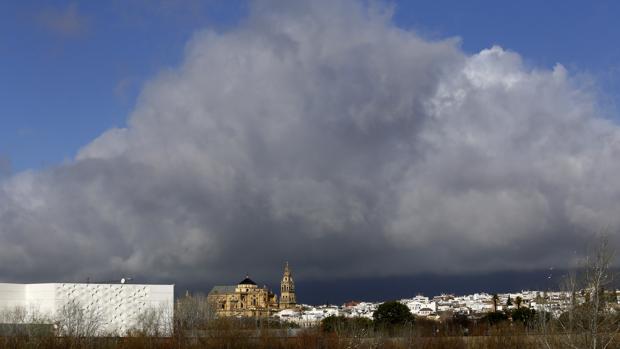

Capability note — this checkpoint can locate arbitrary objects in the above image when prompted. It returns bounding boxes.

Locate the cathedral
[207,262,297,317]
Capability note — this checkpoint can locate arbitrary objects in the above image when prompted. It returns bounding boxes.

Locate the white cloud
[1,0,618,284]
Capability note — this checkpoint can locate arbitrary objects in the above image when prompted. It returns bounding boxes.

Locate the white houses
[402,295,436,316]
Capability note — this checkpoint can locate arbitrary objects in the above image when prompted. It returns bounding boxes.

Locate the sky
[2,0,620,173]
[1,0,620,304]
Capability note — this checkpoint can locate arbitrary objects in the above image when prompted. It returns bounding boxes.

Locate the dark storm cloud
[1,0,619,285]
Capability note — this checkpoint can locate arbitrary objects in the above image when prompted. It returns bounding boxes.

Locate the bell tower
[279,262,296,309]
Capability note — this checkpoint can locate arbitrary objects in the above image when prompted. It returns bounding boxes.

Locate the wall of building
[208,284,278,318]
[0,283,27,310]
[25,284,57,317]
[0,283,173,336]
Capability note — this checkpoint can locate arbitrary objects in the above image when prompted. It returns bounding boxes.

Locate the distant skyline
[1,0,619,298]
[198,268,567,305]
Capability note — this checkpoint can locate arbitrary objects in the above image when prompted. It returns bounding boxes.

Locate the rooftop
[238,276,257,286]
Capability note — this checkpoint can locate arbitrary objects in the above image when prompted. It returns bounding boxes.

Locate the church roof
[208,286,236,295]
[239,276,257,285]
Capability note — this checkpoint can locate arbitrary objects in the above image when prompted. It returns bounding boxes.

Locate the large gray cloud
[1,0,619,284]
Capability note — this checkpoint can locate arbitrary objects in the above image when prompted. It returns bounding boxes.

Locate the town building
[0,282,174,336]
[280,262,296,309]
[207,276,278,317]
[207,262,296,317]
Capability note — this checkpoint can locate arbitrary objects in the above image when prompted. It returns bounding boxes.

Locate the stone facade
[280,262,296,309]
[208,263,297,317]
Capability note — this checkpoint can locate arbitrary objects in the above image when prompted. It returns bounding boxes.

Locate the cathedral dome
[239,276,257,285]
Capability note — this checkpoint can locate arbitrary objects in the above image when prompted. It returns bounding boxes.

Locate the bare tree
[131,308,159,337]
[174,292,216,334]
[56,299,103,337]
[582,235,618,349]
[130,304,174,337]
[541,234,619,349]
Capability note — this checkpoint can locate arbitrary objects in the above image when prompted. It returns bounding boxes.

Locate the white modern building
[0,282,174,336]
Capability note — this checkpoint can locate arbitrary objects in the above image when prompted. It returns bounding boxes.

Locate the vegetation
[510,308,536,327]
[515,296,523,309]
[492,294,499,312]
[482,311,508,326]
[372,301,415,328]
[321,315,372,334]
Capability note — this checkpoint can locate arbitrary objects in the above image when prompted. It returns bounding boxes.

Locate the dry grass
[0,316,618,349]
[0,332,617,349]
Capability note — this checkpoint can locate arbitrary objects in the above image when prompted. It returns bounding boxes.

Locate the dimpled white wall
[53,283,174,335]
[0,283,174,336]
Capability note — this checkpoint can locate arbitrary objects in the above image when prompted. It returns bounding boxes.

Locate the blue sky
[1,0,619,173]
